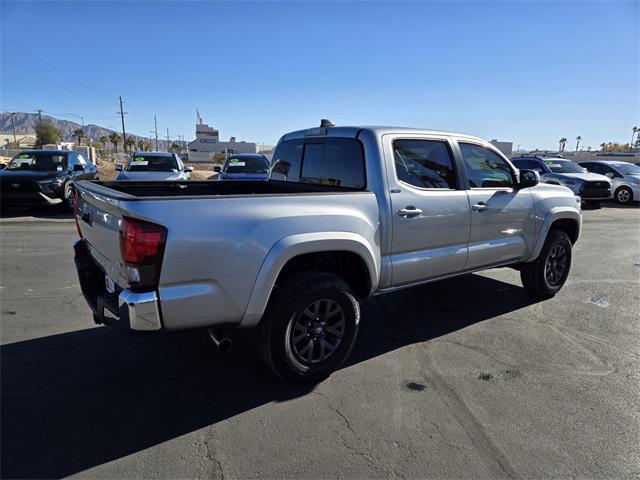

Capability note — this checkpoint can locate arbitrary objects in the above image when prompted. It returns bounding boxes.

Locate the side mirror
[605,172,614,179]
[184,166,194,173]
[213,166,222,173]
[518,169,539,188]
[73,164,85,172]
[115,164,123,171]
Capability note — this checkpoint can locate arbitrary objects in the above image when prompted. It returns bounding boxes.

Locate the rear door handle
[472,202,489,211]
[397,206,423,217]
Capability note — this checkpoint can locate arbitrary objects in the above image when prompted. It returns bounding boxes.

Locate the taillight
[119,216,167,290]
[73,192,83,238]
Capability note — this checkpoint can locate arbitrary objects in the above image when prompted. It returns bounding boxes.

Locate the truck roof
[281,125,490,144]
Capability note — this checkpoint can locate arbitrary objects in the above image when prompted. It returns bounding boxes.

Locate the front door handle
[472,202,489,211]
[397,206,423,217]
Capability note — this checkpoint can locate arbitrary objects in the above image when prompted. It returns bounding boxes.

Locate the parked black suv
[0,150,98,213]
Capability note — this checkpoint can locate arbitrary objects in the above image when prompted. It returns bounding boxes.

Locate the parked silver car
[511,156,611,205]
[115,152,193,181]
[580,160,640,205]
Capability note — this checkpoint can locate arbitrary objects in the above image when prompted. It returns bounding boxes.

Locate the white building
[187,115,257,163]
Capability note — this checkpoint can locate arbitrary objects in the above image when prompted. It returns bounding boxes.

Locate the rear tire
[520,229,572,298]
[615,186,633,205]
[258,271,360,383]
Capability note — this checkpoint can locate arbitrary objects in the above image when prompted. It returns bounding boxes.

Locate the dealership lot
[1,205,639,479]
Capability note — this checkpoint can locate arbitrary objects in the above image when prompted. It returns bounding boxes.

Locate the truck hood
[553,172,610,183]
[219,172,269,181]
[116,171,187,181]
[0,170,58,182]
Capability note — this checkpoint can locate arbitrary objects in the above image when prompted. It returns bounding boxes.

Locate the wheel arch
[527,208,581,262]
[240,232,379,328]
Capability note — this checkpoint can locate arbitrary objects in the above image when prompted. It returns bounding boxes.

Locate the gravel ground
[1,205,639,479]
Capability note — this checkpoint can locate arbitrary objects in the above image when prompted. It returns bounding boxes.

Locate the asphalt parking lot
[1,204,639,479]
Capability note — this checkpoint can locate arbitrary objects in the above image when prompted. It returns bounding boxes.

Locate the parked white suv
[580,160,640,205]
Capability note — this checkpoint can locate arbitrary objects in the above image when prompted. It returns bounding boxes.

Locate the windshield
[126,155,178,172]
[6,153,66,171]
[543,159,585,173]
[224,157,269,173]
[611,163,640,175]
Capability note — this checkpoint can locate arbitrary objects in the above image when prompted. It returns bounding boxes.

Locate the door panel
[457,142,535,269]
[391,189,470,284]
[385,136,471,286]
[465,189,534,268]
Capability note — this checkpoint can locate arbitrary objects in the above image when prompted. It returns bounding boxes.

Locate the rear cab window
[271,137,366,190]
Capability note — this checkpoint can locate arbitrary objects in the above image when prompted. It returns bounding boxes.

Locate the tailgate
[75,182,128,287]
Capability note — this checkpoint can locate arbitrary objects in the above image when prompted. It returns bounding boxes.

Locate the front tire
[615,186,633,205]
[258,271,360,383]
[520,229,572,298]
[64,183,76,211]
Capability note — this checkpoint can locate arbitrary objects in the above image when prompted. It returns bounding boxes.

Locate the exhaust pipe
[207,328,232,352]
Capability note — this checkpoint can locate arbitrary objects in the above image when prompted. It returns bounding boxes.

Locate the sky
[1,0,638,150]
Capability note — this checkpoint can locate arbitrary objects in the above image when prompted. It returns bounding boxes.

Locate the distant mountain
[0,112,170,149]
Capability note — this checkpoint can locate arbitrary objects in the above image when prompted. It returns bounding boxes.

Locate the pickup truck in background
[73,121,582,382]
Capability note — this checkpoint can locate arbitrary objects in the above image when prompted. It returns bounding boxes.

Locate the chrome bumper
[74,239,162,332]
[119,290,162,331]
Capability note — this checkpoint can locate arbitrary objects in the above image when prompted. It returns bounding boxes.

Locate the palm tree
[125,136,136,154]
[143,142,151,152]
[170,142,181,153]
[98,135,108,152]
[632,127,638,152]
[558,137,567,152]
[600,142,606,151]
[575,136,581,152]
[72,128,85,146]
[137,139,145,151]
[109,132,121,153]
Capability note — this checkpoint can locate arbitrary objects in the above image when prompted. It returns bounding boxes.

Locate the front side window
[300,138,366,189]
[126,155,178,172]
[459,143,514,188]
[393,139,457,189]
[7,152,66,171]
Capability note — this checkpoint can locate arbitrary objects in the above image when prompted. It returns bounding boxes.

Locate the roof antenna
[320,119,335,128]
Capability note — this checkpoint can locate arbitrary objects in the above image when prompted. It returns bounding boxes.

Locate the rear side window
[393,139,457,189]
[459,143,515,188]
[271,137,366,189]
[270,139,304,181]
[300,138,366,189]
[512,159,544,173]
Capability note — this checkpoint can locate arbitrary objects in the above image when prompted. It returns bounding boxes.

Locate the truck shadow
[1,273,540,478]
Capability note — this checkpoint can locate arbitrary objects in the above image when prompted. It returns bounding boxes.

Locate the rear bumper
[73,239,162,332]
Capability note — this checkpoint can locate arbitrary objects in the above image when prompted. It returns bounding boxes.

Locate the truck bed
[81,179,365,200]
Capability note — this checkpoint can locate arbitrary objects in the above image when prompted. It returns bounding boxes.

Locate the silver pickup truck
[73,123,582,382]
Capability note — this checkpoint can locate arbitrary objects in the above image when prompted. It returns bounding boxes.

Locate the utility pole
[154,115,159,151]
[118,96,128,155]
[166,128,170,151]
[10,112,17,147]
[37,109,43,125]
